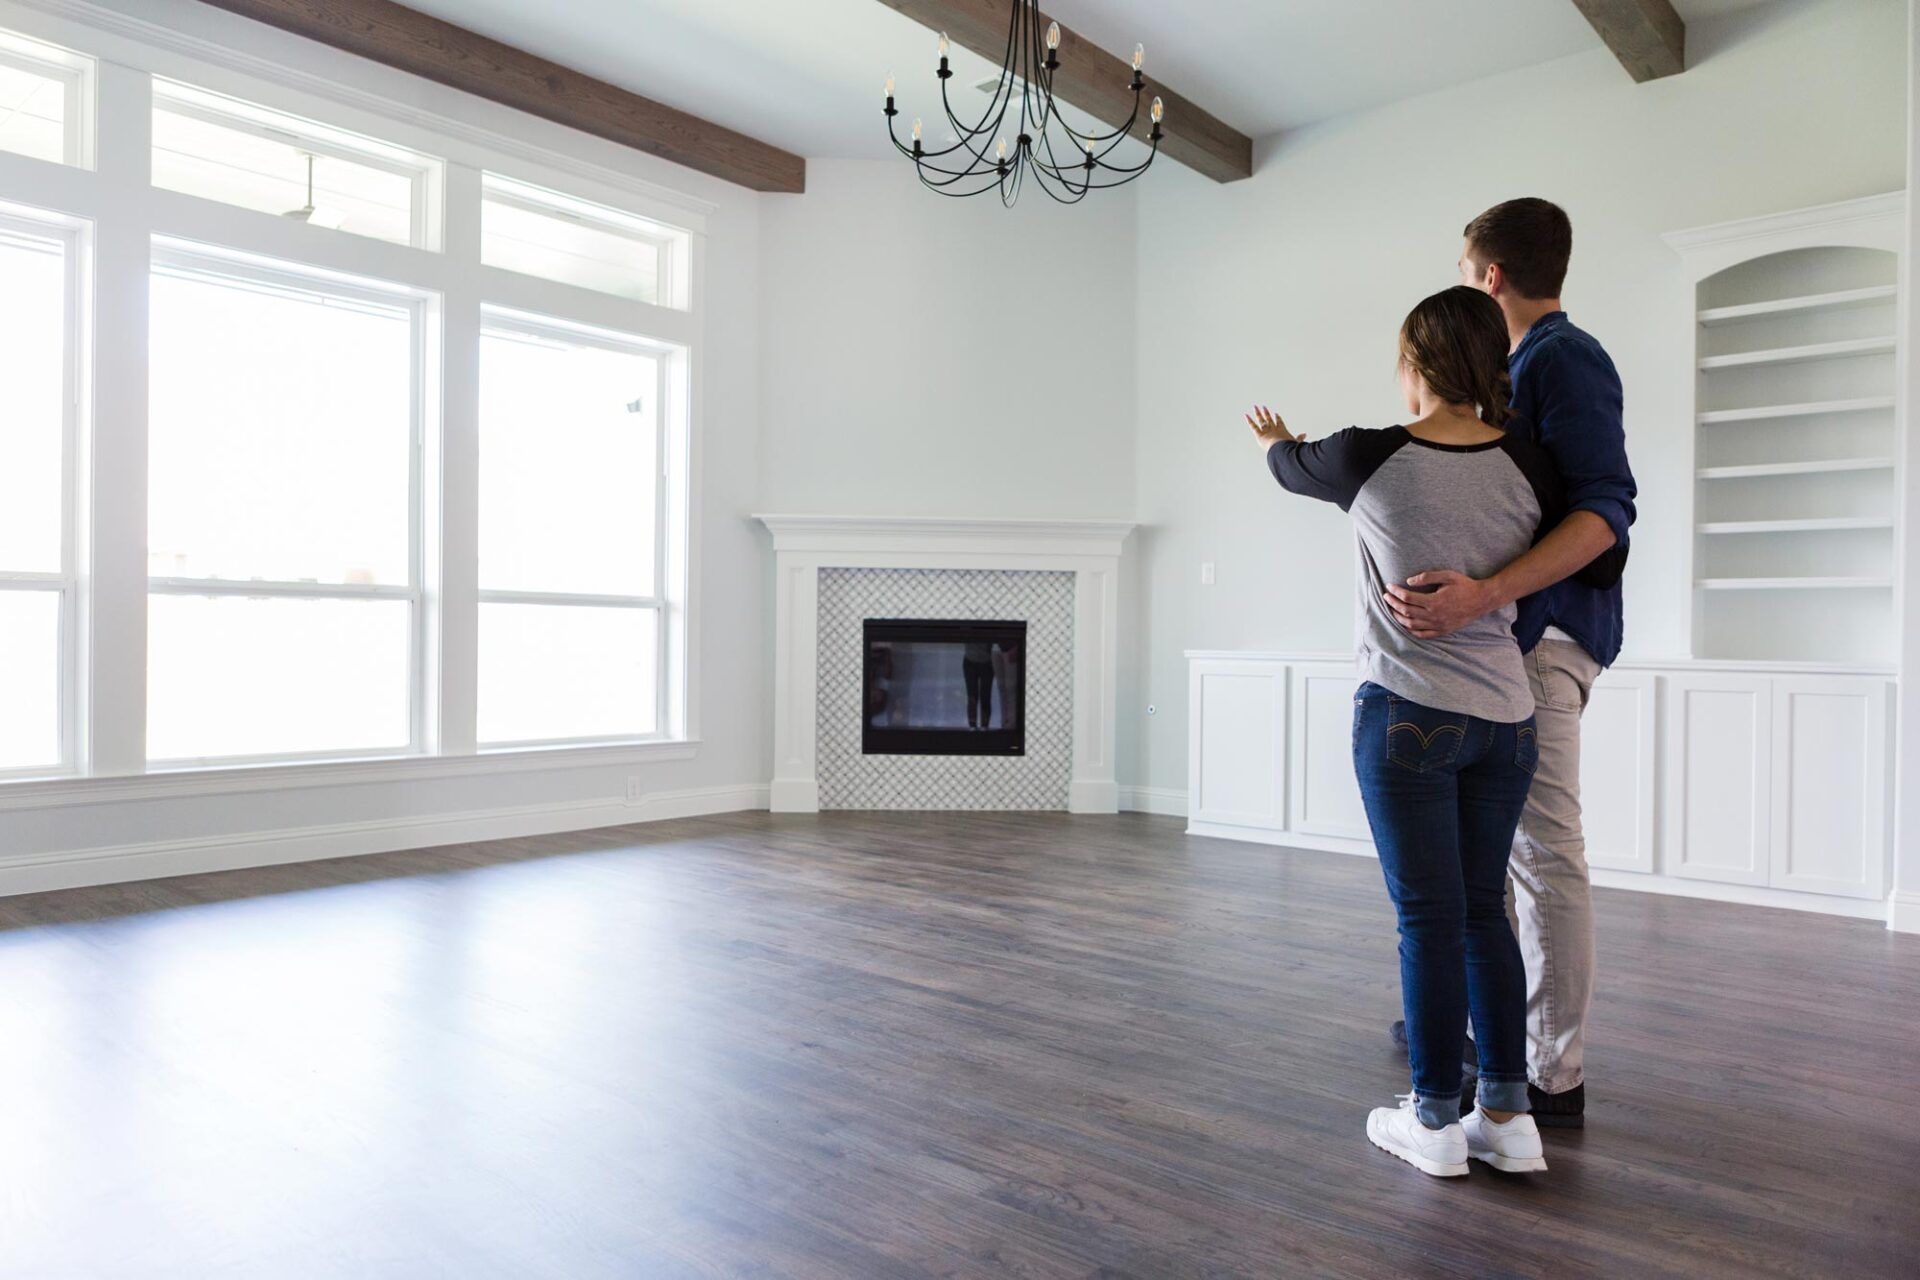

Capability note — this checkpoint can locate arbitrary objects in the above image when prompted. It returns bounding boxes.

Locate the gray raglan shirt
[1267,426,1564,723]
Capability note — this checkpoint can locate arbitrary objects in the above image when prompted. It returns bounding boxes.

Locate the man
[1384,198,1636,1128]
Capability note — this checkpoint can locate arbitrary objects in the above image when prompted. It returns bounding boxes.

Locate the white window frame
[476,306,678,751]
[151,77,441,251]
[0,0,703,793]
[0,26,94,168]
[480,171,687,309]
[144,239,431,770]
[0,203,84,781]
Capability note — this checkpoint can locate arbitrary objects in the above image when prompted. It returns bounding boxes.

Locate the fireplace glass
[862,618,1027,756]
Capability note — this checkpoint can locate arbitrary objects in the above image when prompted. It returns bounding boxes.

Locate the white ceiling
[400,0,1780,162]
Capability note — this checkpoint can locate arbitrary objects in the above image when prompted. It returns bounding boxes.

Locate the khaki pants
[1509,639,1602,1094]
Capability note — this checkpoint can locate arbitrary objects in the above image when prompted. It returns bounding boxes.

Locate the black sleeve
[1266,427,1407,512]
[1499,431,1626,590]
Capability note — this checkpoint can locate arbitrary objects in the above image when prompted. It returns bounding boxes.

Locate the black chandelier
[883,1,1164,206]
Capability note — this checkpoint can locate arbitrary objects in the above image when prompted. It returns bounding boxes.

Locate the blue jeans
[1352,682,1536,1129]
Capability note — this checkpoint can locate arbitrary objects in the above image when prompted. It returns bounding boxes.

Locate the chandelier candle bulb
[1134,43,1145,71]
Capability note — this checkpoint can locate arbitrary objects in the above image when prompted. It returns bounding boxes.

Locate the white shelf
[1697,517,1894,535]
[1698,336,1896,370]
[1697,285,1897,325]
[1697,577,1893,591]
[1696,397,1896,425]
[1696,457,1895,480]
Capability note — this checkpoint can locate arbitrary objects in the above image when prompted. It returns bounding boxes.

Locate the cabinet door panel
[1580,672,1657,873]
[1663,676,1771,886]
[1770,678,1889,899]
[1188,663,1287,830]
[1288,663,1370,842]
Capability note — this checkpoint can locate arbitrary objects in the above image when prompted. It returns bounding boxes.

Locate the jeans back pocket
[1384,696,1470,774]
[1515,720,1540,775]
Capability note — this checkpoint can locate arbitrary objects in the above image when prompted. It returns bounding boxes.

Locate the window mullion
[83,59,154,777]
[434,160,483,757]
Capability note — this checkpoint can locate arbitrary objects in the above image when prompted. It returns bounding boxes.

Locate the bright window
[0,30,88,167]
[147,247,422,764]
[477,314,669,745]
[482,173,680,305]
[0,214,74,775]
[152,80,433,248]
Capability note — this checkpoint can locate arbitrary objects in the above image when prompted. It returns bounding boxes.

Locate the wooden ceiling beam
[872,0,1253,184]
[191,0,807,193]
[1571,0,1686,82]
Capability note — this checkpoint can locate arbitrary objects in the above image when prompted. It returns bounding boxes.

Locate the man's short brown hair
[1463,198,1572,300]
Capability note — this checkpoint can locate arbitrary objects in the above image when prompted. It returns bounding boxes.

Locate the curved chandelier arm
[882,0,1165,206]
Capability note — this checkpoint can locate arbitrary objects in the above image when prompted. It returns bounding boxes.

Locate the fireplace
[862,618,1027,756]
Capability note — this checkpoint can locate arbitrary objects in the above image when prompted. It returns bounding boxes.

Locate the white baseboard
[0,782,769,899]
[768,778,820,813]
[1118,785,1187,817]
[1887,890,1920,934]
[1068,779,1121,814]
[1589,868,1886,922]
[1179,820,1893,924]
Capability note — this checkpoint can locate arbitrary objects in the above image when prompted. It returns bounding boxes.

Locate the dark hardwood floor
[0,811,1914,1278]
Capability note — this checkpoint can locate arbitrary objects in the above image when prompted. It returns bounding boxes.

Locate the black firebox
[861,618,1027,756]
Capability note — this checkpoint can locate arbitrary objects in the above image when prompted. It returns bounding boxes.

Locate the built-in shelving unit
[1697,335,1896,370]
[1697,457,1895,480]
[1666,194,1904,665]
[1697,576,1893,591]
[1697,517,1894,535]
[1695,284,1896,325]
[1696,396,1893,425]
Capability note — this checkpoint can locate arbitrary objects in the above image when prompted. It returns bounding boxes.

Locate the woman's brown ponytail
[1398,285,1513,428]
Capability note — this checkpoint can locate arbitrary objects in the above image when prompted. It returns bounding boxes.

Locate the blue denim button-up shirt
[1507,312,1637,666]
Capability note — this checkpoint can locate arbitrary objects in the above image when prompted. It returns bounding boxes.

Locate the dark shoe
[1388,1020,1476,1066]
[1527,1082,1585,1129]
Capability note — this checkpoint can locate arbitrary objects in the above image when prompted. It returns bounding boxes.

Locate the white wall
[1126,0,1909,795]
[757,158,1138,521]
[0,0,770,892]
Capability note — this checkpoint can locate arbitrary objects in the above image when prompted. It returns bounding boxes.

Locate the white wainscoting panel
[1580,671,1658,874]
[1664,673,1773,886]
[1186,661,1286,830]
[1769,677,1890,899]
[1288,662,1370,842]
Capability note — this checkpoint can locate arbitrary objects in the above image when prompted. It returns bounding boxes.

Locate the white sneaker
[1462,1106,1549,1173]
[1366,1093,1469,1177]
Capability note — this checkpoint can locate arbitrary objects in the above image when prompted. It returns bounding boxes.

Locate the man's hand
[1384,570,1502,639]
[1246,405,1300,448]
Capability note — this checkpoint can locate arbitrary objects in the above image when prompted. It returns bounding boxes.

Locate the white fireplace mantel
[754,515,1136,814]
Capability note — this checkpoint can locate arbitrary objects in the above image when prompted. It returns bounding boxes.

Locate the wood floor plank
[0,811,1913,1278]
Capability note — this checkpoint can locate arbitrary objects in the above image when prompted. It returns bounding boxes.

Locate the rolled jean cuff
[1477,1075,1529,1115]
[1414,1091,1461,1129]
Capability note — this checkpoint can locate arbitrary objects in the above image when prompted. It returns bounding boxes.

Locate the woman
[1247,285,1566,1179]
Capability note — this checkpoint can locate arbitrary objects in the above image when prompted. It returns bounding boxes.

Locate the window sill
[0,738,701,812]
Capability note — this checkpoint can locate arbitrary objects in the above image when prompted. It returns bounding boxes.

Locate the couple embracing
[1247,198,1637,1177]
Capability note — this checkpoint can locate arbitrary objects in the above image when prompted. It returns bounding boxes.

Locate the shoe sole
[1367,1117,1468,1178]
[1467,1149,1549,1173]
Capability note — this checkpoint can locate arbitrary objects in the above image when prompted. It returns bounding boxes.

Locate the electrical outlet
[1200,562,1216,585]
[624,777,643,806]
